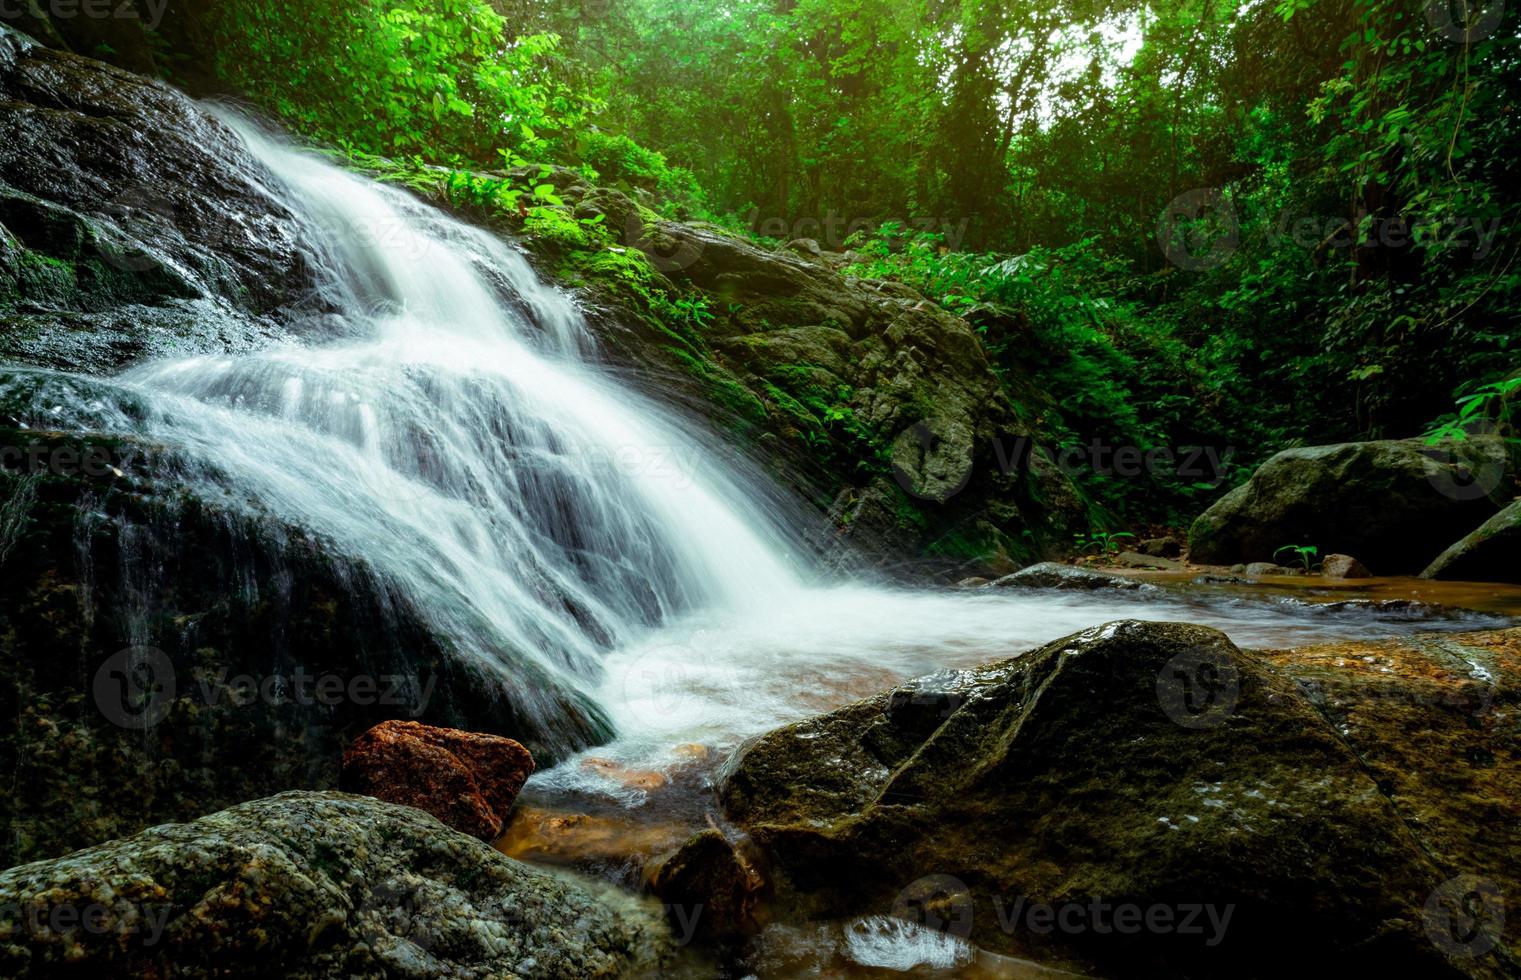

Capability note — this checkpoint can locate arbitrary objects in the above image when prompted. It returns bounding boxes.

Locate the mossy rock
[1189,438,1516,574]
[0,791,678,978]
[666,620,1517,978]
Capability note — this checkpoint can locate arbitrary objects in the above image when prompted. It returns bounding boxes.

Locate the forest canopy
[30,0,1517,522]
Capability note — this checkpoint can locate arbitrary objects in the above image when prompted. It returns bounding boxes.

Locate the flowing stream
[8,119,1517,817]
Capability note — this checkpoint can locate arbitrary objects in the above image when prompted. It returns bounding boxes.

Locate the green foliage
[843,227,1256,523]
[1077,530,1136,556]
[575,132,706,215]
[1425,376,1521,443]
[201,0,588,163]
[63,0,1517,536]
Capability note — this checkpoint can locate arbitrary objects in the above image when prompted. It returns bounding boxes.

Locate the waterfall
[5,116,805,744]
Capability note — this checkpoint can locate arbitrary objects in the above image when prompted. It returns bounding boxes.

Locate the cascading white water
[6,118,1509,786]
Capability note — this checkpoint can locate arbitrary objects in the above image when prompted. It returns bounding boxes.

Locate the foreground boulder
[341,721,534,841]
[661,621,1516,977]
[1422,500,1521,583]
[0,791,675,979]
[1188,438,1513,574]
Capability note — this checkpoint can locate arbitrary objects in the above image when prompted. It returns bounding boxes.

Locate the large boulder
[1189,438,1514,574]
[0,24,323,374]
[341,720,535,841]
[0,791,677,978]
[990,560,1158,591]
[1422,500,1521,583]
[659,621,1517,978]
[0,427,607,868]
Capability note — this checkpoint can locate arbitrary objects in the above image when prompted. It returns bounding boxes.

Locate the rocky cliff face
[0,25,325,374]
[408,165,1089,577]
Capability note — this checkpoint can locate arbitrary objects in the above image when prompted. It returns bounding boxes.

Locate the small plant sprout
[1273,544,1319,572]
[1076,530,1135,557]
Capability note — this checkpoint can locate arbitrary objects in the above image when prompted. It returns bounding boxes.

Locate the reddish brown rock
[340,720,534,841]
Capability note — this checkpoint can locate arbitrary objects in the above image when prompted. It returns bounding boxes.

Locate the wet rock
[340,721,534,842]
[1422,500,1521,584]
[0,24,322,374]
[675,621,1509,977]
[954,576,990,588]
[1189,438,1514,574]
[781,238,823,260]
[1322,553,1372,579]
[1244,561,1298,576]
[1138,535,1182,558]
[888,414,975,505]
[0,428,608,868]
[1265,629,1520,973]
[1113,550,1185,570]
[649,828,765,943]
[0,791,676,979]
[991,561,1157,591]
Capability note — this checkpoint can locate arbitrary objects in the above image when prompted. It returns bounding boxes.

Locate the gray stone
[0,791,675,979]
[1137,535,1182,558]
[1189,438,1513,574]
[991,561,1157,591]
